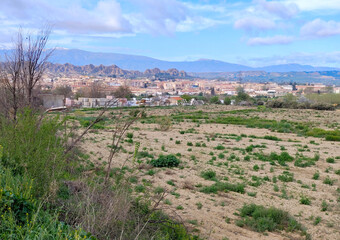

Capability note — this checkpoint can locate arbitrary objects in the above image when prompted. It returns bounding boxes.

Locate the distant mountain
[257,64,340,73]
[44,62,188,78]
[48,49,340,73]
[47,49,253,72]
[1,48,339,73]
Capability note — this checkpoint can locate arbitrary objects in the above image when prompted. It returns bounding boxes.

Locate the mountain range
[47,49,339,73]
[1,48,339,73]
[44,62,188,78]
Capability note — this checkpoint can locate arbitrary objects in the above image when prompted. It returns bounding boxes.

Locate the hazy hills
[46,49,339,73]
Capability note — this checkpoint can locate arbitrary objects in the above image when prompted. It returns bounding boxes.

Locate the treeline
[266,99,335,110]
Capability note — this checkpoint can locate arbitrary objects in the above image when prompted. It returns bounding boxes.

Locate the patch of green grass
[235,204,305,234]
[326,157,335,163]
[323,176,335,185]
[263,135,282,141]
[278,171,294,182]
[247,192,257,197]
[300,195,311,205]
[200,182,245,194]
[215,145,225,150]
[135,184,145,193]
[196,202,203,210]
[313,216,322,226]
[312,171,320,180]
[150,154,180,168]
[167,180,176,186]
[154,187,165,194]
[200,169,217,181]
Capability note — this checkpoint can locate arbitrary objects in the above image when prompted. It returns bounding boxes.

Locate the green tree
[224,96,231,105]
[181,94,192,102]
[236,91,250,103]
[210,96,220,104]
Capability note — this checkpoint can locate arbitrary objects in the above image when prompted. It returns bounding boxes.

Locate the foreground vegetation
[0,110,196,239]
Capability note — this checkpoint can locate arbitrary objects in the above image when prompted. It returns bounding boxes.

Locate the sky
[1,0,340,67]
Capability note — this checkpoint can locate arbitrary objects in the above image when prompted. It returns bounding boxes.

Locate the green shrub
[215,145,225,150]
[326,157,335,163]
[0,167,93,239]
[200,169,217,181]
[294,154,319,168]
[323,176,334,185]
[236,204,304,233]
[278,171,294,182]
[150,154,180,168]
[300,195,311,205]
[312,171,320,180]
[0,110,67,196]
[264,135,282,141]
[200,182,245,194]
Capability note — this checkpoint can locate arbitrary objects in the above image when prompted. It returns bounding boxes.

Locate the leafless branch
[64,99,119,155]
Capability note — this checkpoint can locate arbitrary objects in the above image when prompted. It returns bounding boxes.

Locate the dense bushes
[236,204,305,234]
[151,154,180,167]
[0,110,67,196]
[306,128,340,142]
[0,166,94,239]
[200,182,245,194]
[266,99,335,111]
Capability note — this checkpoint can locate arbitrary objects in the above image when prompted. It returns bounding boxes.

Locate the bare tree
[0,31,25,120]
[77,82,104,98]
[53,85,73,105]
[113,85,132,99]
[0,27,53,120]
[22,27,53,105]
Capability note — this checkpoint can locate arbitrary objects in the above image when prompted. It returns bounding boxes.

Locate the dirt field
[77,105,340,240]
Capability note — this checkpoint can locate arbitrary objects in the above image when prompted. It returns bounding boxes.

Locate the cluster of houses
[40,95,205,109]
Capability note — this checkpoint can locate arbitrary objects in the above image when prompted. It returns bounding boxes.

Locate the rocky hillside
[45,62,188,78]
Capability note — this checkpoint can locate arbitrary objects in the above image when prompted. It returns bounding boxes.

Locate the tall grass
[0,110,67,197]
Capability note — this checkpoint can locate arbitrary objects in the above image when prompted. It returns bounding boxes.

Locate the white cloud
[0,0,225,41]
[256,0,299,19]
[0,0,132,35]
[234,16,276,32]
[248,51,340,67]
[184,2,227,13]
[248,35,295,45]
[301,19,340,38]
[127,0,224,35]
[285,0,340,11]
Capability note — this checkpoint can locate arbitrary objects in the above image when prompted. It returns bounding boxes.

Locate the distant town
[40,70,339,109]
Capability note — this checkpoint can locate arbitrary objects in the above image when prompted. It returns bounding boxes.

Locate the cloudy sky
[1,0,340,67]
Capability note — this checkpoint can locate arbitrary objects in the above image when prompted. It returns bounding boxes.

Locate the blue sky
[1,0,340,67]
